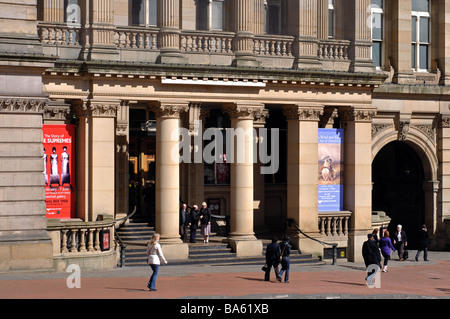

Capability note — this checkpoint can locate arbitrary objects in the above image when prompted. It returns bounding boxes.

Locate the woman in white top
[146,233,167,291]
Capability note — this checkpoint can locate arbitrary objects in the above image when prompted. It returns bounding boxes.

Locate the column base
[288,230,324,259]
[160,243,189,261]
[228,238,263,258]
[294,57,322,70]
[157,52,188,64]
[347,229,372,262]
[232,55,260,68]
[0,237,53,272]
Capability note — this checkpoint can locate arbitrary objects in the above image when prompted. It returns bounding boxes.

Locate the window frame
[370,1,384,69]
[131,0,158,27]
[328,0,335,39]
[265,0,281,35]
[411,2,431,72]
[197,0,225,31]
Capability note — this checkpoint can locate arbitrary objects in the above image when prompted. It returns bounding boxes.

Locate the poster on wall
[43,124,75,219]
[318,128,344,212]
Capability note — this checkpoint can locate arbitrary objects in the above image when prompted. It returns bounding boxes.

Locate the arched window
[132,0,157,26]
[411,0,430,71]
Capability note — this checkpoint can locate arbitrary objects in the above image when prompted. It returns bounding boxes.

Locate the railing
[287,218,338,265]
[318,39,350,60]
[114,206,137,267]
[180,30,234,53]
[253,34,294,57]
[318,211,351,237]
[47,215,115,255]
[38,22,81,46]
[114,26,159,50]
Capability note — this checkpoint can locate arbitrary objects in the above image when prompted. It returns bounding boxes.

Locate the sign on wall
[318,129,344,212]
[43,124,75,219]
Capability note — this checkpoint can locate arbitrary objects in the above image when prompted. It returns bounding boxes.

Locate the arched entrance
[372,141,425,249]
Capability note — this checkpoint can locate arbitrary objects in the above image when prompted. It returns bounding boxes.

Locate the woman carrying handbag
[278,235,292,283]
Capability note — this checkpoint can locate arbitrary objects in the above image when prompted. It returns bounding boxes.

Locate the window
[328,0,335,39]
[411,0,430,71]
[64,0,79,23]
[197,0,225,31]
[266,0,281,34]
[371,0,384,68]
[132,0,157,27]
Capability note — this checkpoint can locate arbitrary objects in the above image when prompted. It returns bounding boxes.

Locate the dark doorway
[372,141,425,249]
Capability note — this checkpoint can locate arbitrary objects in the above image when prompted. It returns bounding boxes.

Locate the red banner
[43,124,75,219]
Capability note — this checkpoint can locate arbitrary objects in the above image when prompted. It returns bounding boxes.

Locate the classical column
[253,108,269,233]
[437,115,450,249]
[282,104,324,257]
[222,103,264,257]
[157,0,186,64]
[317,0,329,39]
[80,0,118,60]
[344,0,376,73]
[74,100,118,222]
[231,0,258,67]
[286,0,321,69]
[436,1,450,85]
[149,101,189,259]
[390,0,415,83]
[339,106,376,262]
[115,100,129,220]
[42,0,65,23]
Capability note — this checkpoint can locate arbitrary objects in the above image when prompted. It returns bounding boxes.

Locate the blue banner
[318,129,344,212]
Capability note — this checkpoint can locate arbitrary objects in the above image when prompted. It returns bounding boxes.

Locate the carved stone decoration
[73,100,119,118]
[439,114,450,128]
[371,123,393,139]
[411,124,436,144]
[116,100,129,136]
[149,101,189,119]
[398,120,410,141]
[339,108,377,122]
[319,107,337,128]
[0,97,47,113]
[222,103,265,120]
[254,108,269,127]
[44,100,71,120]
[282,105,324,121]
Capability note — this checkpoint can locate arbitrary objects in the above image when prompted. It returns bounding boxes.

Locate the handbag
[403,249,409,260]
[261,264,268,272]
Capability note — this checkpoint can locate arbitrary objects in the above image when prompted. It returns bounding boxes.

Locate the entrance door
[129,108,156,225]
[372,141,425,249]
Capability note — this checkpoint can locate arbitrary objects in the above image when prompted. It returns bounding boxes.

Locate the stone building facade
[1,0,449,272]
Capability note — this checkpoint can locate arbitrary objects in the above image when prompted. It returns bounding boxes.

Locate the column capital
[73,100,119,118]
[338,106,377,123]
[282,104,324,121]
[0,97,47,114]
[438,114,450,128]
[222,103,265,120]
[148,101,189,118]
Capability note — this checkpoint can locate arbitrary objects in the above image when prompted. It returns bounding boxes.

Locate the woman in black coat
[199,202,212,243]
[264,237,281,282]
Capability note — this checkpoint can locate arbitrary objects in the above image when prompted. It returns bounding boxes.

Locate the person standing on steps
[189,205,200,243]
[179,203,190,243]
[146,233,167,292]
[200,202,211,243]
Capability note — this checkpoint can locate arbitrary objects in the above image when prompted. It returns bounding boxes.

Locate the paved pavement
[0,251,449,301]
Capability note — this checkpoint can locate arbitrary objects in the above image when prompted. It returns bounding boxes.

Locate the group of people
[179,202,212,243]
[362,224,430,285]
[264,236,292,283]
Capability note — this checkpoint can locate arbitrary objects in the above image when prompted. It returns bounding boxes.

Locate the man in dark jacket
[393,225,408,261]
[179,203,190,242]
[189,205,200,243]
[264,237,281,282]
[415,224,429,261]
[362,234,382,286]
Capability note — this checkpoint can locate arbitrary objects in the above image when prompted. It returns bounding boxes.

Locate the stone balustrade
[180,30,234,54]
[253,34,294,56]
[114,26,159,50]
[318,39,350,60]
[38,22,80,46]
[318,211,351,238]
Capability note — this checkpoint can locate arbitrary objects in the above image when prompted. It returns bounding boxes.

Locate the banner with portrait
[318,129,344,212]
[43,124,75,219]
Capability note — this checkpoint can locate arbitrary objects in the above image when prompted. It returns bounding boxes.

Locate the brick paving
[0,252,449,300]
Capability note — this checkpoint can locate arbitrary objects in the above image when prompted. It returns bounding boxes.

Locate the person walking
[362,234,382,286]
[189,205,200,243]
[179,203,190,242]
[146,233,167,291]
[264,237,281,282]
[379,230,395,272]
[278,235,292,283]
[415,224,430,261]
[200,202,212,243]
[393,225,408,261]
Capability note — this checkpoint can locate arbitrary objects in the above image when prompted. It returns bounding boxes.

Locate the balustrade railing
[318,211,351,237]
[38,22,81,46]
[180,31,234,53]
[47,216,115,255]
[253,35,294,57]
[114,26,159,50]
[318,39,350,60]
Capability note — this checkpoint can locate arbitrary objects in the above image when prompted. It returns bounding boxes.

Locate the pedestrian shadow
[106,287,149,293]
[236,276,265,282]
[322,280,366,287]
[435,288,450,294]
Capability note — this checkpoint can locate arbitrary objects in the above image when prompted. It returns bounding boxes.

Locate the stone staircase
[116,219,322,267]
